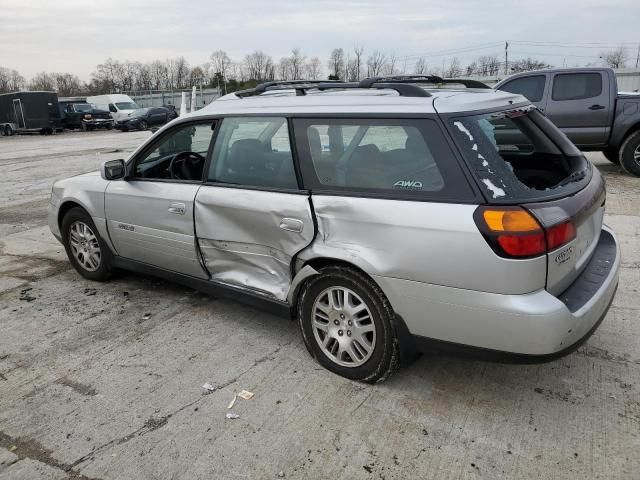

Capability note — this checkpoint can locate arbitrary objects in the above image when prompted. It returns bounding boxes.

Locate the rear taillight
[474,207,575,259]
[546,221,576,250]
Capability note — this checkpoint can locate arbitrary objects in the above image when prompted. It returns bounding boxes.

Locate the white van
[86,94,139,122]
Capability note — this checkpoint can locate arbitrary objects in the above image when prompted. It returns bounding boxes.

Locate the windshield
[115,102,139,110]
[449,108,590,202]
[74,104,93,112]
[130,108,149,117]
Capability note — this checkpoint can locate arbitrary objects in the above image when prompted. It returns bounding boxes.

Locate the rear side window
[552,73,602,101]
[499,75,545,102]
[449,108,590,202]
[293,118,472,200]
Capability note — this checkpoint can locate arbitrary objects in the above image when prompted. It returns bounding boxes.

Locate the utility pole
[636,42,639,69]
[504,41,509,75]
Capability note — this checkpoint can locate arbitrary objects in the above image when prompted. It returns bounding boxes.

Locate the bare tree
[366,50,387,77]
[289,48,306,80]
[345,56,359,82]
[53,72,82,96]
[244,51,273,81]
[0,67,26,93]
[189,66,206,87]
[306,56,322,79]
[29,71,56,91]
[328,48,345,80]
[148,60,167,89]
[600,47,627,69]
[413,57,428,75]
[509,57,551,73]
[277,57,291,80]
[445,57,462,78]
[210,50,232,80]
[465,61,477,76]
[383,52,398,76]
[353,46,364,81]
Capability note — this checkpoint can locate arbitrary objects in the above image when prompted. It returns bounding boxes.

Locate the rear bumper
[376,226,620,357]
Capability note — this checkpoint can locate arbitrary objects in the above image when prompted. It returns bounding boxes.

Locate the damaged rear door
[194,116,314,301]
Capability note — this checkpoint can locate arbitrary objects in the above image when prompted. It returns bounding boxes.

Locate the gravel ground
[0,130,638,480]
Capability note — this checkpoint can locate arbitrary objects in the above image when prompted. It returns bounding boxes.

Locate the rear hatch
[448,106,604,295]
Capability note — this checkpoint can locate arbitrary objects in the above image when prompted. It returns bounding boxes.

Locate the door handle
[168,202,186,215]
[588,104,605,110]
[279,217,304,233]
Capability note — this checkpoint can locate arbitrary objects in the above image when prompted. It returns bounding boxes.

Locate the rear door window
[293,118,474,200]
[552,73,602,101]
[499,75,546,102]
[449,108,590,202]
[208,117,299,190]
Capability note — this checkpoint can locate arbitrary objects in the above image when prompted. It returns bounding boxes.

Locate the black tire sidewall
[620,131,640,177]
[298,267,396,382]
[61,207,113,281]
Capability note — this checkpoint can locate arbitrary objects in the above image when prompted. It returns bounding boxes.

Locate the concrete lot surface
[0,131,638,479]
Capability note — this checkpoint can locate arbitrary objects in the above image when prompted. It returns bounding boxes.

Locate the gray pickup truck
[495,68,640,176]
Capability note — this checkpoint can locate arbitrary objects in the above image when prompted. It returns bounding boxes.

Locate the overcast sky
[0,0,638,81]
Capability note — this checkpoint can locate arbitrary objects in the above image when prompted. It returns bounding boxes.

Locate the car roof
[192,87,528,117]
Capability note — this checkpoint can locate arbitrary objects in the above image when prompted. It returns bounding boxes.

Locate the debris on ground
[202,383,216,393]
[277,471,285,478]
[227,391,237,409]
[19,288,36,302]
[84,288,97,296]
[141,313,151,320]
[225,413,240,419]
[238,390,254,400]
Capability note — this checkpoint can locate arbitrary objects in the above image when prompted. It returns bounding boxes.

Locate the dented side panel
[194,187,314,300]
[298,195,547,295]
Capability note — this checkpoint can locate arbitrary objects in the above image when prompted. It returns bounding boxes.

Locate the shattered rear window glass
[449,108,590,202]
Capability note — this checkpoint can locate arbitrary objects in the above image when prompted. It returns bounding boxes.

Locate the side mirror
[101,159,126,180]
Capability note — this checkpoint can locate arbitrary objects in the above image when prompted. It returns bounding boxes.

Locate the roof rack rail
[234,79,431,98]
[362,75,491,89]
[235,80,343,98]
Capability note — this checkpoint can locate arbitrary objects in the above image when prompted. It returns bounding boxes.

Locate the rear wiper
[556,169,587,187]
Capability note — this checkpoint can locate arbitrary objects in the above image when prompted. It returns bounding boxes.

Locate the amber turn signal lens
[482,209,541,232]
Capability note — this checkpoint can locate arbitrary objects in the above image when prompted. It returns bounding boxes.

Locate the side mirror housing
[101,159,126,180]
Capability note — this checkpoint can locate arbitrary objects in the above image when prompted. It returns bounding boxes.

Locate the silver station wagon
[49,76,620,382]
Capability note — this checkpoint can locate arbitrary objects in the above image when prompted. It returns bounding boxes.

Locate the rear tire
[619,130,640,177]
[297,265,399,383]
[139,120,148,131]
[61,207,113,281]
[81,122,88,132]
[602,149,620,164]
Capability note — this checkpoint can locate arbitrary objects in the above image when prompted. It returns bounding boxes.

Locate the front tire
[619,130,640,177]
[61,207,113,281]
[297,266,399,383]
[139,120,148,131]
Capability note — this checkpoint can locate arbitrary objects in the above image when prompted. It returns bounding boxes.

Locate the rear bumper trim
[558,229,617,313]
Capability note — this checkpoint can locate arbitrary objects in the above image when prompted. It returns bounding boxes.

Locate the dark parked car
[115,107,174,132]
[59,101,114,131]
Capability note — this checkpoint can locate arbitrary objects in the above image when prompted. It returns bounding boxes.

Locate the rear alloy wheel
[619,130,640,177]
[602,149,620,164]
[61,207,113,281]
[298,266,399,383]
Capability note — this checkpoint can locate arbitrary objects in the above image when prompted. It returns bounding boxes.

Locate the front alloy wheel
[61,207,113,281]
[68,221,101,271]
